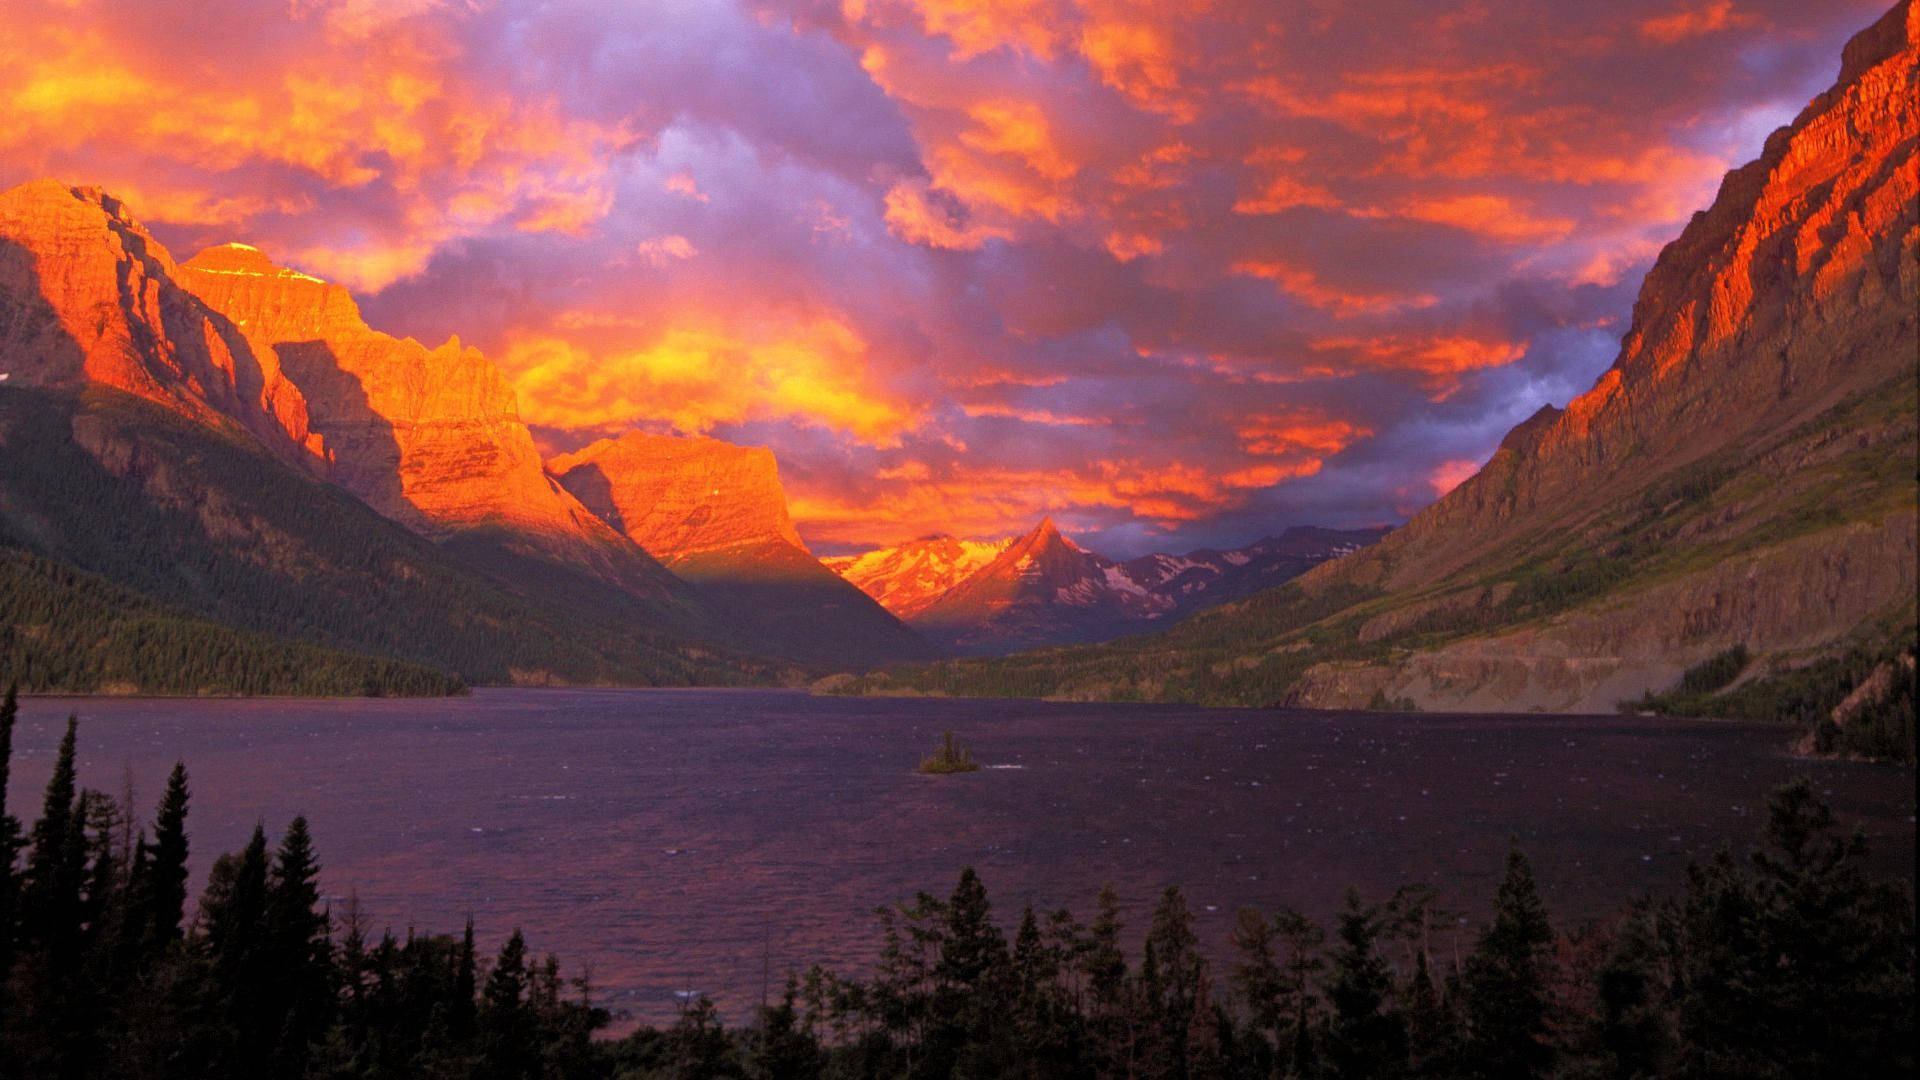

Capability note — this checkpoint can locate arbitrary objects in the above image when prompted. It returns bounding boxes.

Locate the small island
[918,730,981,774]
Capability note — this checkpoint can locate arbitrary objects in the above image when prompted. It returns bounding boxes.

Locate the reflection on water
[6,689,1913,1025]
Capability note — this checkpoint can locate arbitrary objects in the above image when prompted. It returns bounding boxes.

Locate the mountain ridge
[831,518,1388,655]
[836,4,1918,713]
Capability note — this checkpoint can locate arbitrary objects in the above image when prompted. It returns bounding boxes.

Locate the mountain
[832,518,1386,655]
[549,430,934,668]
[0,182,796,690]
[840,3,1917,715]
[174,242,699,608]
[823,536,1011,619]
[0,181,316,457]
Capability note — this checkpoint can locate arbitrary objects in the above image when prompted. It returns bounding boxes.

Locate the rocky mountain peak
[0,180,318,457]
[548,429,807,561]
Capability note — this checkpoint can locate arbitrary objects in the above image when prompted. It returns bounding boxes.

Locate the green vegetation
[1676,644,1752,697]
[1631,640,1916,764]
[1,549,464,696]
[1,704,1910,1077]
[918,730,980,774]
[0,386,786,690]
[1364,690,1420,712]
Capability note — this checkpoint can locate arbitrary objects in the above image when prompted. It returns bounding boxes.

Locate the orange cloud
[845,0,1064,60]
[1236,414,1373,457]
[636,235,698,266]
[0,3,618,290]
[1640,0,1757,43]
[1307,334,1527,394]
[1231,259,1439,317]
[790,452,1316,548]
[883,177,1014,249]
[503,317,921,447]
[1397,194,1577,243]
[1428,457,1483,496]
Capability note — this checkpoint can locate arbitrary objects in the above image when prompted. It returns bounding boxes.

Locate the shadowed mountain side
[551,429,934,668]
[662,541,937,669]
[0,385,795,689]
[837,5,1918,711]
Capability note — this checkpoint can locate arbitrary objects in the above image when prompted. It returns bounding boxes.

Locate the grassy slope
[0,387,794,690]
[838,372,1917,707]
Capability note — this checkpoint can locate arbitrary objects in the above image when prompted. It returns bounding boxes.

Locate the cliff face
[549,430,806,561]
[1341,1,1918,596]
[1275,2,1919,710]
[844,4,1917,710]
[178,244,606,543]
[824,536,1011,619]
[550,429,935,667]
[0,182,316,458]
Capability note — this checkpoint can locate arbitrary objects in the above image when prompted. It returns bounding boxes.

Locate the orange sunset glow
[0,0,1889,555]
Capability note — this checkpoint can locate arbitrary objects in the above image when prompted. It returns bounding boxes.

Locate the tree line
[1,687,1912,1078]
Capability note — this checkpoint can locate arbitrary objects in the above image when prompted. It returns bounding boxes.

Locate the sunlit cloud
[504,317,921,448]
[0,0,1885,554]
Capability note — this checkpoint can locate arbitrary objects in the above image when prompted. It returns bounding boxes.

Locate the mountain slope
[550,430,934,668]
[823,536,1011,619]
[0,386,785,688]
[175,242,700,609]
[0,182,802,689]
[834,519,1385,655]
[842,3,1918,712]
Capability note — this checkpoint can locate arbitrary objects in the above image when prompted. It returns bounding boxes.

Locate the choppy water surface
[6,689,1913,1024]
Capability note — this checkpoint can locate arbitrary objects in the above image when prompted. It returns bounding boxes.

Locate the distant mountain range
[0,181,927,690]
[0,177,1371,690]
[827,519,1386,654]
[840,4,1918,719]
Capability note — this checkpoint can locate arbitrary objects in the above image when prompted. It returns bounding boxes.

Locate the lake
[5,689,1914,1025]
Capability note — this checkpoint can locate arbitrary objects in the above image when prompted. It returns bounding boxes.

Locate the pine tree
[1323,888,1407,1080]
[480,929,536,1080]
[267,816,332,1074]
[1275,907,1326,1079]
[1675,779,1916,1078]
[1590,906,1670,1079]
[748,978,822,1080]
[938,866,1006,990]
[1462,848,1556,1079]
[0,681,22,980]
[1139,886,1204,1077]
[201,824,273,1080]
[453,916,479,1039]
[144,763,190,950]
[20,716,84,961]
[1402,948,1463,1078]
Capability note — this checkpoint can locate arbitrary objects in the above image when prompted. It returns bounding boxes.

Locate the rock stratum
[844,3,1918,711]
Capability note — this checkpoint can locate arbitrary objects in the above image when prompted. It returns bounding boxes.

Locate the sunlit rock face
[823,535,1011,619]
[1354,2,1920,594]
[1276,5,1920,710]
[178,243,614,546]
[0,181,316,457]
[549,430,807,562]
[551,429,934,667]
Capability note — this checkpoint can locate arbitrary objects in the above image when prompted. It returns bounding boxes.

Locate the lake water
[5,689,1914,1025]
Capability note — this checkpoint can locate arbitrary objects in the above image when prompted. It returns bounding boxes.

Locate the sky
[0,0,1890,556]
